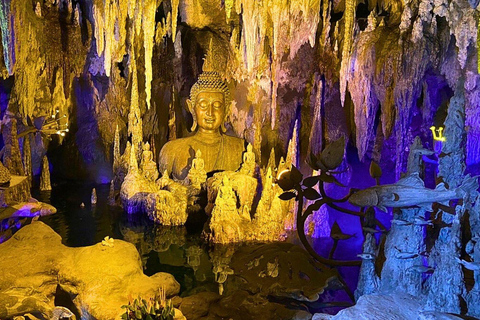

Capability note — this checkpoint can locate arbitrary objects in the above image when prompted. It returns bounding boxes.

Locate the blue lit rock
[313,294,466,320]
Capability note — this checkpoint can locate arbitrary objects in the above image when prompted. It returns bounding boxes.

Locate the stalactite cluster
[0,0,476,186]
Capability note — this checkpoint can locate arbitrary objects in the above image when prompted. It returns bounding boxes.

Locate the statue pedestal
[0,175,31,207]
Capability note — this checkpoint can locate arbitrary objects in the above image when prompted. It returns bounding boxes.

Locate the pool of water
[24,181,360,315]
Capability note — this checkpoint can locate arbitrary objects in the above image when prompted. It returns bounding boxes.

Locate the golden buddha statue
[159,71,245,180]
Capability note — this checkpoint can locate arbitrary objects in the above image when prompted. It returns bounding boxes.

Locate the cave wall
[0,0,478,183]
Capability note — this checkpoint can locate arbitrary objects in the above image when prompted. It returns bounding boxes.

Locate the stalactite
[40,155,52,191]
[171,0,179,43]
[142,0,156,109]
[320,0,331,47]
[225,0,234,20]
[348,34,379,160]
[92,3,105,64]
[114,124,120,164]
[12,0,42,117]
[0,0,13,75]
[339,0,355,107]
[465,72,480,167]
[308,76,323,156]
[239,0,260,73]
[444,0,477,69]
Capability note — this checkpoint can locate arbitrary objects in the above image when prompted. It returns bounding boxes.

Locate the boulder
[0,221,180,319]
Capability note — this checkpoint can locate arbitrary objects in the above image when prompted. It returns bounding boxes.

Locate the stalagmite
[3,117,25,176]
[91,188,97,205]
[285,120,299,169]
[22,134,32,184]
[40,155,52,191]
[171,0,179,42]
[108,180,116,205]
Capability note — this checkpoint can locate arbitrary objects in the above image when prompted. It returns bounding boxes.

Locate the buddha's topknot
[189,71,231,107]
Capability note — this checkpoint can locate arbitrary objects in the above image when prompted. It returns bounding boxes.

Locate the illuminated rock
[146,186,188,226]
[120,143,157,214]
[22,134,32,184]
[40,155,52,191]
[91,187,97,205]
[2,117,25,176]
[0,221,180,319]
[0,175,30,207]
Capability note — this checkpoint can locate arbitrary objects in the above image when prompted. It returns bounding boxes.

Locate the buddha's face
[194,91,225,132]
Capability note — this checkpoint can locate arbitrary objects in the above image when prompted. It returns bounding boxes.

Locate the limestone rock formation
[0,221,180,319]
[314,293,468,320]
[0,175,31,207]
[2,117,25,176]
[40,156,52,191]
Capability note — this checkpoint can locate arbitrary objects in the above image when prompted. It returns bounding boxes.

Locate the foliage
[121,293,175,320]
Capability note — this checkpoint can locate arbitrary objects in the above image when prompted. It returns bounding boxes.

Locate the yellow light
[430,126,446,142]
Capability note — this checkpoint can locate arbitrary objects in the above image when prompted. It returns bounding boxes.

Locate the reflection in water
[27,182,357,314]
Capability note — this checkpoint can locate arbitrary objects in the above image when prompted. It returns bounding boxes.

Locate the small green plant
[121,288,175,320]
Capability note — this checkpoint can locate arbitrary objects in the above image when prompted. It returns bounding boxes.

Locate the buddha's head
[187,71,231,133]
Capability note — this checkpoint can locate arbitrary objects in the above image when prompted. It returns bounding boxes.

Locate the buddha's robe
[159,131,245,180]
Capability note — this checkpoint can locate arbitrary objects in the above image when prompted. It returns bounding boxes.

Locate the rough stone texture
[318,294,466,320]
[0,221,180,319]
[0,175,31,206]
[3,117,25,176]
[425,85,467,313]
